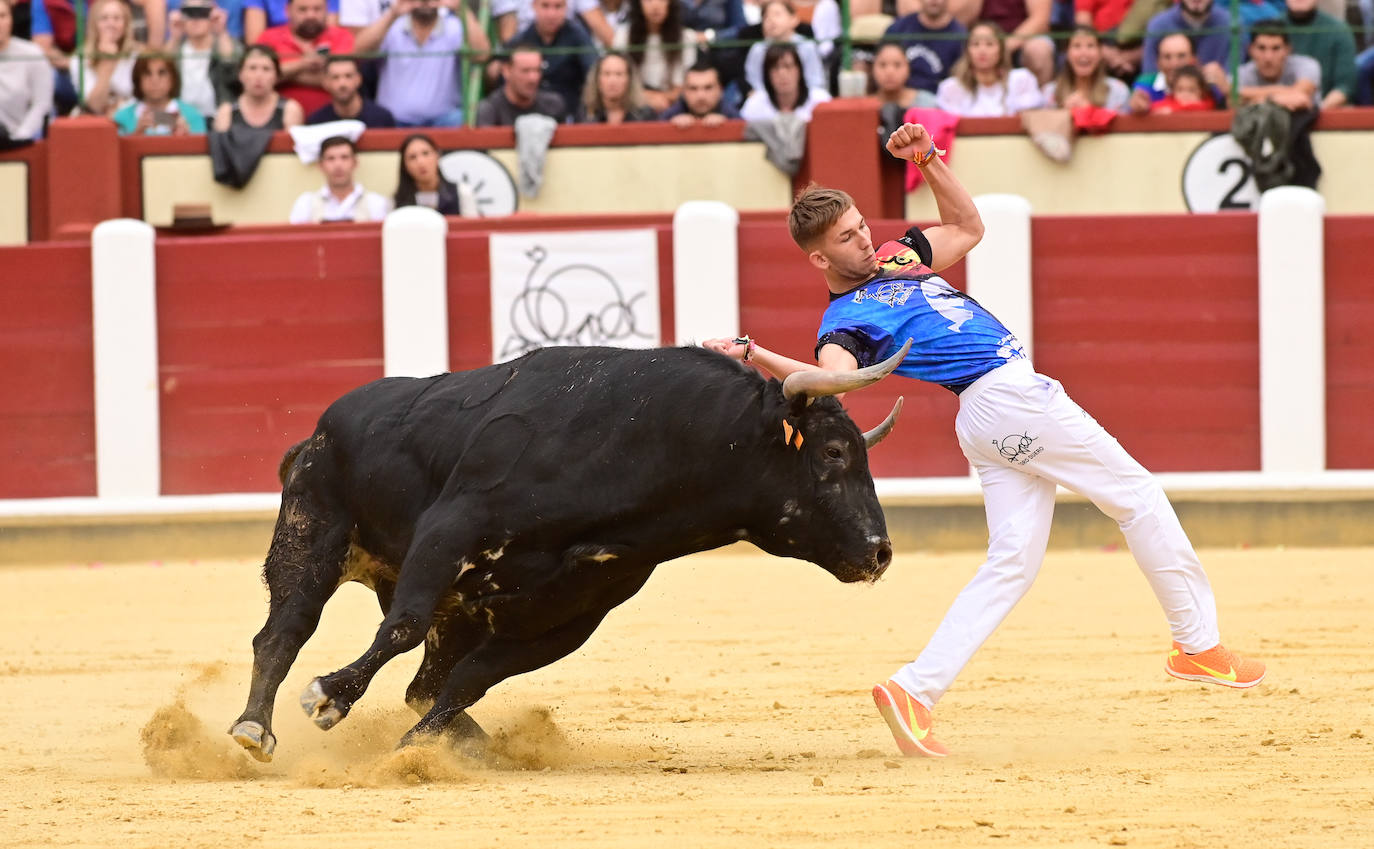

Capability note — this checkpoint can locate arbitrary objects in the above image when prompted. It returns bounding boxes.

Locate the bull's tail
[278,438,311,485]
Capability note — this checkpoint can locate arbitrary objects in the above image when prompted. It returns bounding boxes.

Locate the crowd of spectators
[1,0,1372,151]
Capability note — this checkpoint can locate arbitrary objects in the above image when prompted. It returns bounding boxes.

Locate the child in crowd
[1151,65,1215,113]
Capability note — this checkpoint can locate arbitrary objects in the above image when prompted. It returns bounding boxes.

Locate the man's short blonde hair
[788,183,854,250]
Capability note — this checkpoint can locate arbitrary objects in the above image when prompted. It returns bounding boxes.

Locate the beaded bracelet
[913,142,945,168]
[732,335,755,362]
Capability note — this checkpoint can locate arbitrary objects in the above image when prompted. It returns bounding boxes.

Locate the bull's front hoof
[299,679,347,730]
[229,720,277,763]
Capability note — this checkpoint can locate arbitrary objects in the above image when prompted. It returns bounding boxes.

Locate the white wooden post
[672,201,740,344]
[1258,186,1325,473]
[91,219,161,498]
[965,193,1034,358]
[382,206,450,377]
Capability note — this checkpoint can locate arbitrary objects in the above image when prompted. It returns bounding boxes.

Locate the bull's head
[752,341,910,584]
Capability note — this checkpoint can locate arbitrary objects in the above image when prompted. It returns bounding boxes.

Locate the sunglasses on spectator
[182,5,213,18]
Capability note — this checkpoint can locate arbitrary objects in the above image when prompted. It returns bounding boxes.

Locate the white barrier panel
[91,219,160,499]
[672,201,740,344]
[382,206,449,377]
[1258,187,1325,474]
[966,194,1034,358]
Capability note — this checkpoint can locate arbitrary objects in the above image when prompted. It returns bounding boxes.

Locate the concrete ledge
[884,498,1374,552]
[2,490,1372,565]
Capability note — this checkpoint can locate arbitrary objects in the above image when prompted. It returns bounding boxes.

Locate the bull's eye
[824,445,845,461]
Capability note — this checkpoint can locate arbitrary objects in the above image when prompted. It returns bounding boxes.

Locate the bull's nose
[872,540,893,575]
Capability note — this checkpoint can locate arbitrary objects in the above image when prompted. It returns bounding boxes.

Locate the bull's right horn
[863,396,904,449]
[782,338,912,401]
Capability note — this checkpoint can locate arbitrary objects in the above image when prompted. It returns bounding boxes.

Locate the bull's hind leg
[299,516,479,731]
[229,484,351,762]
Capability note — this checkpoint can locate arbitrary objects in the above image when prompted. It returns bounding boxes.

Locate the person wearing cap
[166,0,240,116]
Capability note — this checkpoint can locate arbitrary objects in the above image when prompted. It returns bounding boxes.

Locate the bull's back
[300,346,758,536]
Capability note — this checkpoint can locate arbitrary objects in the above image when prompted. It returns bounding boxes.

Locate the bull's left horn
[782,338,912,401]
[863,396,904,449]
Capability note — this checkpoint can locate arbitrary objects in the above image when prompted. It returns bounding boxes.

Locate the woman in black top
[394,134,461,216]
[212,44,303,132]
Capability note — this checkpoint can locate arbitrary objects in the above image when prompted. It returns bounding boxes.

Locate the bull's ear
[787,391,810,419]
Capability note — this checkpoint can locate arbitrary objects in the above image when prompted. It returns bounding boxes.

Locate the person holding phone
[114,51,209,134]
[255,0,354,113]
[167,0,241,117]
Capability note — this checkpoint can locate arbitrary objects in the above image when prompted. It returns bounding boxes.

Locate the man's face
[0,2,13,42]
[411,0,439,24]
[1285,0,1317,15]
[682,68,721,115]
[323,61,361,102]
[920,0,948,20]
[812,205,878,283]
[289,0,328,39]
[532,0,567,36]
[320,144,356,189]
[1157,34,1195,80]
[1180,0,1213,18]
[507,51,544,100]
[1249,34,1290,79]
[181,1,214,36]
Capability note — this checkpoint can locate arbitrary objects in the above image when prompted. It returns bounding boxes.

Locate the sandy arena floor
[0,544,1370,849]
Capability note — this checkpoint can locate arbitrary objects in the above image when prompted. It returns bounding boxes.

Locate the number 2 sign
[1182,133,1261,212]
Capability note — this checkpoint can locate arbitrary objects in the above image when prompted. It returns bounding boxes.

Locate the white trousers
[892,360,1222,709]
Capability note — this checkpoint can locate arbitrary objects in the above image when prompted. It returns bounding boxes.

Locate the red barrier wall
[1031,215,1261,472]
[155,226,385,494]
[0,243,95,497]
[1325,216,1374,470]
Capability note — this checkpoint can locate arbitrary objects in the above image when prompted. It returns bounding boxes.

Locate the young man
[662,61,737,126]
[1238,20,1320,110]
[306,55,396,126]
[704,122,1265,758]
[474,44,567,126]
[288,135,390,223]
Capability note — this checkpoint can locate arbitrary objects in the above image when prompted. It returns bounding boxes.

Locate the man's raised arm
[885,123,984,273]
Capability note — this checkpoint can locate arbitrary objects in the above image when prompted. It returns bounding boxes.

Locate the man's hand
[885,122,933,161]
[702,337,749,361]
[1128,87,1151,115]
[669,113,696,127]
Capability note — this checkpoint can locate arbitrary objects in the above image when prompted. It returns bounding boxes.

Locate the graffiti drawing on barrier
[488,229,661,363]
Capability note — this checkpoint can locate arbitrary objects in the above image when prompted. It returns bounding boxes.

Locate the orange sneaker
[871,679,949,758]
[1165,641,1266,688]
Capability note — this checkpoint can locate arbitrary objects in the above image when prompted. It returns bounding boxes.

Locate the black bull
[229,342,910,761]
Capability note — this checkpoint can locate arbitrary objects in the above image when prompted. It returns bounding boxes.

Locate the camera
[181,5,213,19]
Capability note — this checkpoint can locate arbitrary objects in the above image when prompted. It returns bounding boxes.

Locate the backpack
[1230,102,1292,192]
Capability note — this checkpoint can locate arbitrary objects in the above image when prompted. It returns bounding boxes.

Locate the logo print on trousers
[993,432,1043,465]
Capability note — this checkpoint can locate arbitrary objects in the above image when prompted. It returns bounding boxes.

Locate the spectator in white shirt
[739,40,830,121]
[743,0,825,94]
[289,135,391,222]
[0,0,53,142]
[935,20,1042,116]
[77,0,144,116]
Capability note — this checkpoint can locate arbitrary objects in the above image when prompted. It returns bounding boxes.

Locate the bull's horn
[782,338,912,401]
[863,396,904,449]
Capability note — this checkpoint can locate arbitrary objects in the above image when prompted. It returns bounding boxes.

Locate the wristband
[732,335,754,362]
[913,142,945,168]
